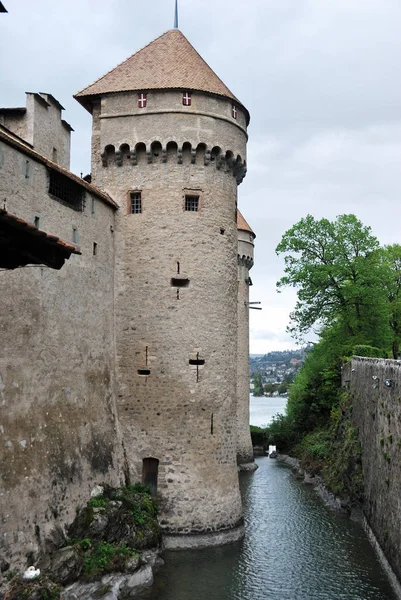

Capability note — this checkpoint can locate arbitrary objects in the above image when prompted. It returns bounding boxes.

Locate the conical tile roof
[237,210,255,237]
[74,29,249,122]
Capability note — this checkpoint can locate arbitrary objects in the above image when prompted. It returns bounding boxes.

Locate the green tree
[273,214,396,447]
[252,372,264,396]
[285,326,344,435]
[264,382,278,396]
[277,381,288,395]
[276,214,390,348]
[380,244,401,358]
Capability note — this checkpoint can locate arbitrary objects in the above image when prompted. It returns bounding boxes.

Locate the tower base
[238,461,258,472]
[163,522,244,550]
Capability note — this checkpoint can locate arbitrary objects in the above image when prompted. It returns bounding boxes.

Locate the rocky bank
[0,484,162,600]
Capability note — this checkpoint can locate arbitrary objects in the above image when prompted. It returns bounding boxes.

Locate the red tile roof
[75,29,249,123]
[237,210,255,237]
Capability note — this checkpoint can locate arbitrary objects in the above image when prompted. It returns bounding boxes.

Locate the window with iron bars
[185,195,199,212]
[130,191,142,214]
[48,170,85,211]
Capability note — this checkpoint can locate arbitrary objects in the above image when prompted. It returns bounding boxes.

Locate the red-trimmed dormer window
[183,92,192,106]
[138,93,147,108]
[232,105,238,119]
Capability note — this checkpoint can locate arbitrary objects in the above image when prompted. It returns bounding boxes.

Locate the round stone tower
[236,211,257,469]
[75,29,249,547]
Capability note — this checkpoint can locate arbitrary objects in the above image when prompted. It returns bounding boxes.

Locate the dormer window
[138,93,147,108]
[183,92,191,106]
[232,105,237,119]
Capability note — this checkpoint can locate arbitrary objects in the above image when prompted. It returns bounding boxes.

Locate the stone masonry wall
[236,229,254,465]
[95,90,248,540]
[26,94,71,169]
[0,140,124,567]
[344,357,401,583]
[1,94,71,169]
[91,90,247,189]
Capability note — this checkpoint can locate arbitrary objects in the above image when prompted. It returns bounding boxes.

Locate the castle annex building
[0,29,256,565]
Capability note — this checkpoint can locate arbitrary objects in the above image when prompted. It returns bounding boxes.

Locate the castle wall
[26,94,71,169]
[95,91,247,542]
[237,229,255,466]
[0,140,124,567]
[1,94,71,169]
[0,112,27,141]
[344,357,401,584]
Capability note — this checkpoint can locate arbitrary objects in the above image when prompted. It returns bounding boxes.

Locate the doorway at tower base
[163,522,244,550]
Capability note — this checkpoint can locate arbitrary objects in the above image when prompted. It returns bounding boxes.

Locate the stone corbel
[216,155,225,170]
[115,150,123,167]
[226,156,235,173]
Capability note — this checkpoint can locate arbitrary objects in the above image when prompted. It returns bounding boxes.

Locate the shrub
[352,345,387,358]
[87,497,109,508]
[250,425,267,446]
[82,541,138,578]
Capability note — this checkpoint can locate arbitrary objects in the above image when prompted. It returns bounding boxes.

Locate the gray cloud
[1,0,400,353]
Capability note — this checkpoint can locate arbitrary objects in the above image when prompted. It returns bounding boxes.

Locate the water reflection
[141,458,396,600]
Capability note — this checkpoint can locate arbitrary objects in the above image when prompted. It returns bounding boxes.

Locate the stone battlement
[101,141,247,184]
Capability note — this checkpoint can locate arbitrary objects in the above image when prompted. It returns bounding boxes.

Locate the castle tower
[236,211,256,469]
[75,29,249,547]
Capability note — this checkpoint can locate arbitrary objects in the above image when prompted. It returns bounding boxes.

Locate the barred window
[48,171,85,211]
[130,191,142,214]
[185,195,199,212]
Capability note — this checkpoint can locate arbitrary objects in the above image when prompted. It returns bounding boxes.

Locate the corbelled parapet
[100,142,247,185]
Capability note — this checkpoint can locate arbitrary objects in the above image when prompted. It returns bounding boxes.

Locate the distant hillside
[249,348,311,391]
[250,348,308,371]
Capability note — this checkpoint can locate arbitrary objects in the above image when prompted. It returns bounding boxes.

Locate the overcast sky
[1,0,400,354]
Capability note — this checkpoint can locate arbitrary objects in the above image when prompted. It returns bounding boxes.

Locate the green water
[140,457,397,600]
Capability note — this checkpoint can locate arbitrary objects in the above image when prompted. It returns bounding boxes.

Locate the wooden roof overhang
[0,209,81,270]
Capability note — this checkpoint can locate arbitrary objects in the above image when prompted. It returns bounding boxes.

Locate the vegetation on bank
[253,214,401,502]
[2,484,160,600]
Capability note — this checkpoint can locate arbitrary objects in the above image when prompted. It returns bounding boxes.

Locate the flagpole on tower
[174,0,179,29]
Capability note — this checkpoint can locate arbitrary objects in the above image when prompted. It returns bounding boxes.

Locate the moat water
[139,397,397,600]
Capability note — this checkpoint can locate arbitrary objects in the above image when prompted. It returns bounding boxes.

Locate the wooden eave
[0,209,81,270]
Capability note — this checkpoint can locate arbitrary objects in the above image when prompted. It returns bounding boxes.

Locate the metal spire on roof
[174,0,178,29]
